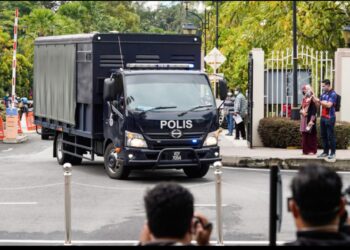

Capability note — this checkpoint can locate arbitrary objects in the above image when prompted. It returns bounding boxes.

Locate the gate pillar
[251,48,264,147]
[334,48,350,122]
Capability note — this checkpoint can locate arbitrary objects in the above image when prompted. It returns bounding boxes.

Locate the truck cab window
[125,73,215,112]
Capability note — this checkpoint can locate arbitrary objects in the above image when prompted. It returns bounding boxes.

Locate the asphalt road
[1,134,350,246]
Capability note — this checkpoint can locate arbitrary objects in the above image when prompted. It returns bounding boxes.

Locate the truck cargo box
[34,33,201,139]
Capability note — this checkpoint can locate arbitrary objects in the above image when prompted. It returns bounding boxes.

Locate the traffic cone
[25,111,36,131]
[17,114,23,134]
[0,117,4,141]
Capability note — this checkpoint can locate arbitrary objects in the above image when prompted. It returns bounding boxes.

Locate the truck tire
[104,143,130,180]
[41,133,50,140]
[55,133,82,165]
[41,127,53,140]
[56,133,71,165]
[183,164,210,178]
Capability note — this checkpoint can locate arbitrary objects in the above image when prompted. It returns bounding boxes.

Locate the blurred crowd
[1,93,33,120]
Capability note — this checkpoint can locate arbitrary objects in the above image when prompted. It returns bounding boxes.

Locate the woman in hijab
[300,84,318,155]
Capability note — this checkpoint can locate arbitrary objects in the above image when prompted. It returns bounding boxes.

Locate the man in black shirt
[138,182,212,246]
[285,165,350,246]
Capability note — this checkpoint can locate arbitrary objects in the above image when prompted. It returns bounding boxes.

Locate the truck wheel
[183,164,210,178]
[104,143,130,180]
[41,133,50,140]
[56,133,72,165]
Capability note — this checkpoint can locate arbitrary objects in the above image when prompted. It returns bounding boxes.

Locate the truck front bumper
[124,146,221,169]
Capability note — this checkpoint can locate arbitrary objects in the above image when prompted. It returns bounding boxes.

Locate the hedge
[258,117,350,149]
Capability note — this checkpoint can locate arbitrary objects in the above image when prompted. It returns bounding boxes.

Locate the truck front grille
[145,132,204,140]
[152,143,201,150]
[144,132,205,150]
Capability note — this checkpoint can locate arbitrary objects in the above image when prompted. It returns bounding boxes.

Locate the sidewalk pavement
[219,129,350,171]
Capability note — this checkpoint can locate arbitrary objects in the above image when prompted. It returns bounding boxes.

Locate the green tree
[205,1,350,92]
[19,8,82,56]
[37,1,68,11]
[60,1,140,33]
[0,29,12,97]
[0,1,42,16]
[133,1,201,34]
[0,28,32,99]
[57,1,88,21]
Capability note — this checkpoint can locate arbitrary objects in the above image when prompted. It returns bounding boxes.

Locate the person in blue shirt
[21,97,28,105]
[4,93,10,108]
[223,91,235,136]
[313,79,337,162]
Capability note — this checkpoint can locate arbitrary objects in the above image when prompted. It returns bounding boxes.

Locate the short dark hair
[144,182,194,238]
[291,165,342,226]
[321,79,331,86]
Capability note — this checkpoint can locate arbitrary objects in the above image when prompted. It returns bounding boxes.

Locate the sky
[142,1,174,10]
[139,1,206,13]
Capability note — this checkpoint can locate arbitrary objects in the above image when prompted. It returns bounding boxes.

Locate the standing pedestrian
[313,79,337,162]
[300,84,317,155]
[233,87,247,140]
[4,93,10,108]
[223,90,235,136]
[21,97,29,114]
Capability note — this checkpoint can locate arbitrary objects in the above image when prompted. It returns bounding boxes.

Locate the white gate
[264,46,334,118]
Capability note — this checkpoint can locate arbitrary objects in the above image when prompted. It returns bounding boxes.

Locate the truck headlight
[203,131,218,147]
[125,131,148,148]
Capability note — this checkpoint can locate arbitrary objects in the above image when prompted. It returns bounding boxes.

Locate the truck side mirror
[103,77,117,101]
[219,79,228,101]
[112,100,119,111]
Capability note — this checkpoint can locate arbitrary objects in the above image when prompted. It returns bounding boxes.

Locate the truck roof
[35,33,95,45]
[34,32,200,45]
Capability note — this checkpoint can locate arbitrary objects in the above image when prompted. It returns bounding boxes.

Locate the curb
[221,156,350,171]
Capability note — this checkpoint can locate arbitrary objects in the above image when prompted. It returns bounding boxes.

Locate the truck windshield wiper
[139,106,177,115]
[178,105,213,117]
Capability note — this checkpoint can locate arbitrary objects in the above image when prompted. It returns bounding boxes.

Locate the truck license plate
[172,151,182,160]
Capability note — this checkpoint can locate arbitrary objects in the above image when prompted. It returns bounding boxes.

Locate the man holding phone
[138,182,213,246]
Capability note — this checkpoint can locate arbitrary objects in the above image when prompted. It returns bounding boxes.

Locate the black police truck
[34,33,225,179]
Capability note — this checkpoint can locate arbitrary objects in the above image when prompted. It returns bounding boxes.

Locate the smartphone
[193,216,213,231]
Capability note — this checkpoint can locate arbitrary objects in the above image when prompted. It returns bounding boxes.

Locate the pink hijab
[301,84,313,115]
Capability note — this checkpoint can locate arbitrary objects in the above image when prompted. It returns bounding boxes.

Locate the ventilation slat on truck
[99,55,124,68]
[135,54,160,63]
[171,55,195,63]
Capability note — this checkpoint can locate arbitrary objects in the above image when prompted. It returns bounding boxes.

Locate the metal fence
[264,46,334,118]
[0,161,289,246]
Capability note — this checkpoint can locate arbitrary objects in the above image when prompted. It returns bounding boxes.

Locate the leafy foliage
[0,101,6,121]
[0,1,349,99]
[206,1,350,92]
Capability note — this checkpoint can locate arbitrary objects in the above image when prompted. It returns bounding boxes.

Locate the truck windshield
[125,73,215,112]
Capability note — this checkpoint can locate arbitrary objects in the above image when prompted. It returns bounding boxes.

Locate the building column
[334,48,350,122]
[251,48,264,147]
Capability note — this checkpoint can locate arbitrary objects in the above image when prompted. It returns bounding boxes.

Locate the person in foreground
[138,182,212,246]
[285,165,350,246]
